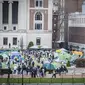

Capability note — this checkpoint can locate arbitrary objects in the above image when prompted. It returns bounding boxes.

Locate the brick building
[69,13,85,50]
[52,0,83,49]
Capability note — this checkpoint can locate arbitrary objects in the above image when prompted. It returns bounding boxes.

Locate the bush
[27,41,34,49]
[66,60,71,67]
[38,45,41,49]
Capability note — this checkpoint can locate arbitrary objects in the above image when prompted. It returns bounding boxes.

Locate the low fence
[0,68,85,85]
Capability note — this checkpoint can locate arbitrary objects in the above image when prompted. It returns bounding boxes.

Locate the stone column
[0,1,2,30]
[8,1,13,30]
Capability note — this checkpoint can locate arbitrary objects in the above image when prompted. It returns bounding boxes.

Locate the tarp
[43,63,56,70]
[72,51,83,56]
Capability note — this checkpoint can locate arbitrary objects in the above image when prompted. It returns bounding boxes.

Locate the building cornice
[0,29,27,33]
[29,8,48,10]
[27,30,52,34]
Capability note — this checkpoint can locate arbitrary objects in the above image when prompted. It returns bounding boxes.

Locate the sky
[82,1,85,13]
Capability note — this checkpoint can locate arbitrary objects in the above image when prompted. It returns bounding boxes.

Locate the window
[35,23,42,30]
[3,37,8,45]
[35,12,42,20]
[35,0,42,7]
[54,24,56,27]
[2,1,9,24]
[13,26,16,30]
[12,1,18,24]
[54,18,56,20]
[13,37,17,45]
[34,12,43,30]
[4,26,7,30]
[36,38,41,45]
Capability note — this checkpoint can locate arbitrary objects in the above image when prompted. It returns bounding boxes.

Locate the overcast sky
[82,1,85,13]
[82,5,85,13]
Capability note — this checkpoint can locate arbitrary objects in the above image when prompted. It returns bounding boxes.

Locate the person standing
[0,59,2,69]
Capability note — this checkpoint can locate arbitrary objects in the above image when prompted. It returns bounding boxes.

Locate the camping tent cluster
[0,51,24,69]
[0,48,84,70]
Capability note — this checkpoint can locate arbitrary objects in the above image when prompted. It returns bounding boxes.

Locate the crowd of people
[0,50,68,78]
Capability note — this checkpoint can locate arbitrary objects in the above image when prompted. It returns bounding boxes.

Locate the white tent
[56,40,64,43]
[44,60,50,64]
[54,52,58,58]
[54,58,62,63]
[41,46,51,49]
[60,48,67,51]
[30,45,38,49]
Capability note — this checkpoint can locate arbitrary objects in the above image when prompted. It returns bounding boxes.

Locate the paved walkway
[0,73,85,78]
[0,68,85,78]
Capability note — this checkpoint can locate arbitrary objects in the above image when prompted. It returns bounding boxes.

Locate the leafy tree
[66,60,71,67]
[27,41,34,49]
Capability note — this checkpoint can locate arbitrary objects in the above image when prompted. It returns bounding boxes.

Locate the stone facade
[28,0,52,48]
[0,0,52,49]
[30,0,48,8]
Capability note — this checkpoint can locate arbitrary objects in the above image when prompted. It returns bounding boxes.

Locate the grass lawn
[0,78,85,83]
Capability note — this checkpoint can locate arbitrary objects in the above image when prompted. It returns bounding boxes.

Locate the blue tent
[0,51,5,53]
[10,51,21,59]
[43,63,56,70]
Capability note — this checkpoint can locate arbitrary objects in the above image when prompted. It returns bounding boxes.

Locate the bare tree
[52,0,83,49]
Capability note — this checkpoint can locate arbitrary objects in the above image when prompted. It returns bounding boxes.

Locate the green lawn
[0,78,85,83]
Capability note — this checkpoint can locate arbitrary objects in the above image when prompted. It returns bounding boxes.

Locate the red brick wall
[30,0,34,7]
[30,0,48,8]
[43,0,48,8]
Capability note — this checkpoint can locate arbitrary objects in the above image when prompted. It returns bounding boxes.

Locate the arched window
[35,12,42,20]
[34,12,43,30]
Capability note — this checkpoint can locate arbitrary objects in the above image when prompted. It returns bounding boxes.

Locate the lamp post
[22,63,23,85]
[21,46,24,85]
[18,40,19,50]
[20,37,24,85]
